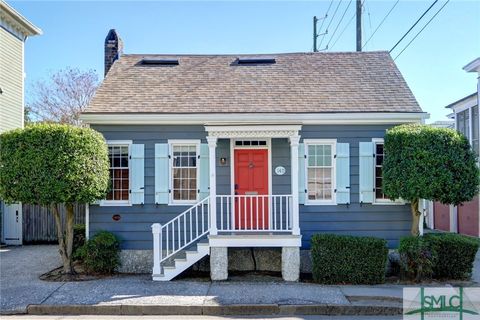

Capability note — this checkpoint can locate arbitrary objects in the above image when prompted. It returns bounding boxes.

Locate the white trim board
[80,112,428,125]
[208,234,302,247]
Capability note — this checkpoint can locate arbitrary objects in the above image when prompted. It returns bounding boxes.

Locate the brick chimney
[104,29,123,76]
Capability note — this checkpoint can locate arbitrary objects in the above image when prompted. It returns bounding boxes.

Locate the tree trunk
[52,204,74,274]
[410,198,421,237]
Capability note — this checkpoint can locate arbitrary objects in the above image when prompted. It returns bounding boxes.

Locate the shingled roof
[84,51,421,114]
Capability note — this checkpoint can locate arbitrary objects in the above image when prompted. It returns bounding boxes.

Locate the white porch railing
[216,195,293,232]
[152,196,210,273]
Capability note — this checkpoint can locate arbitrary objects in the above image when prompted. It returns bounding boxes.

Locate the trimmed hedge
[399,233,479,281]
[398,236,436,282]
[77,231,120,274]
[425,233,479,280]
[311,234,388,284]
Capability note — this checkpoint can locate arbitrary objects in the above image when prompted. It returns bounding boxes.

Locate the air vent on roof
[235,57,276,65]
[141,59,179,66]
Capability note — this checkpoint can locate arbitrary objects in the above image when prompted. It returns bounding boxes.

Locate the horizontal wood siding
[0,28,23,132]
[299,125,411,249]
[89,125,209,249]
[89,124,411,250]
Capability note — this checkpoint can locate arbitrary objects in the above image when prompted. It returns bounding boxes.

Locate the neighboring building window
[472,106,479,156]
[171,143,199,203]
[374,142,388,201]
[457,109,470,140]
[305,141,335,203]
[106,144,130,201]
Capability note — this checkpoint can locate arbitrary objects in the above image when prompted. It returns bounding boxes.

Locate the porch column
[207,136,218,235]
[290,135,301,236]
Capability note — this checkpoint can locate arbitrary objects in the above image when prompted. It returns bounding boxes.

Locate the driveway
[1,245,62,314]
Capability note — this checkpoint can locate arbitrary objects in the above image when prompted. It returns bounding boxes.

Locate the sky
[9,0,480,123]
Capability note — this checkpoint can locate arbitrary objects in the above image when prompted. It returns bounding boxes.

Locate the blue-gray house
[80,30,427,281]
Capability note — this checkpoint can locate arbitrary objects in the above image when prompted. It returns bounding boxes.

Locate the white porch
[151,125,303,281]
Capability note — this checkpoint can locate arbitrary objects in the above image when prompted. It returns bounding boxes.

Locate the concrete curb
[27,303,403,316]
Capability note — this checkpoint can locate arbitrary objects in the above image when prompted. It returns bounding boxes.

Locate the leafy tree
[28,68,99,125]
[383,124,479,236]
[0,124,109,274]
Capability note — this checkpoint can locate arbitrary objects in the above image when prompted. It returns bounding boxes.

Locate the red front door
[234,149,269,230]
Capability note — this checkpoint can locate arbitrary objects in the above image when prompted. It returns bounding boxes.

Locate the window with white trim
[457,109,470,140]
[374,142,388,201]
[170,142,199,203]
[106,143,130,203]
[305,141,335,204]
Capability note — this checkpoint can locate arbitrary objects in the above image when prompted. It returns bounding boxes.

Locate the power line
[319,0,343,49]
[394,0,450,60]
[330,0,365,50]
[318,0,335,35]
[364,0,373,49]
[325,0,355,49]
[362,0,400,49]
[330,11,356,49]
[389,0,439,53]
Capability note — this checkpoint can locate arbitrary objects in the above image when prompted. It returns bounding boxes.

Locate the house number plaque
[275,166,286,175]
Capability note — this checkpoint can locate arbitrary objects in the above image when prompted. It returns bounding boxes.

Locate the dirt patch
[39,261,114,282]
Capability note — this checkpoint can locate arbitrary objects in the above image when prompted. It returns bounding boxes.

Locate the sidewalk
[1,245,479,316]
[21,275,409,316]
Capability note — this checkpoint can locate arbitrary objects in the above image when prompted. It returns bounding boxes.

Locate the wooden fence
[22,204,85,243]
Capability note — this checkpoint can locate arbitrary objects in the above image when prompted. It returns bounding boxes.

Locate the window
[472,106,479,157]
[374,142,388,201]
[457,109,470,140]
[305,140,335,204]
[235,140,267,146]
[104,142,131,205]
[170,141,199,204]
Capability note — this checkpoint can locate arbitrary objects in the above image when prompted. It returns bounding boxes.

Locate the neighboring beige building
[0,1,41,245]
[0,0,41,133]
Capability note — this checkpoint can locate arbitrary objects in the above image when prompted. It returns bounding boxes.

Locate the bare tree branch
[28,68,99,126]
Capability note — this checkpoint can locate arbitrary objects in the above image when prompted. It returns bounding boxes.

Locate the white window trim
[304,139,337,205]
[100,140,133,207]
[372,138,405,205]
[168,139,201,206]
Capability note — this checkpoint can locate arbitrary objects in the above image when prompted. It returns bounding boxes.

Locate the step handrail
[152,196,210,268]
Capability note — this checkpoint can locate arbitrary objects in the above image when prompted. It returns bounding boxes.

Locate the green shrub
[0,123,109,274]
[311,234,388,284]
[425,233,479,280]
[72,224,86,259]
[398,236,436,282]
[77,231,120,274]
[383,124,479,236]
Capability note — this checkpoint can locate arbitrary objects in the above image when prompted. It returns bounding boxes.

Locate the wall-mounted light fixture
[220,157,227,165]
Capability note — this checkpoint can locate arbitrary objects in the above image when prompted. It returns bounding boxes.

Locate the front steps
[153,241,210,281]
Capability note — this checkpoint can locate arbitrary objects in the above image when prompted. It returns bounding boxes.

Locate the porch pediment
[205,125,302,139]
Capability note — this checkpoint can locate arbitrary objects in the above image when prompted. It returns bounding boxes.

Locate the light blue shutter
[359,142,375,204]
[298,143,306,205]
[155,144,170,204]
[199,143,210,200]
[130,144,145,205]
[335,143,350,204]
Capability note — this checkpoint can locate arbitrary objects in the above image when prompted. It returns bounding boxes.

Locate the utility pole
[313,16,318,52]
[356,0,362,51]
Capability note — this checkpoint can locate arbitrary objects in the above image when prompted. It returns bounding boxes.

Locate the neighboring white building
[0,0,42,132]
[430,120,454,129]
[0,0,41,245]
